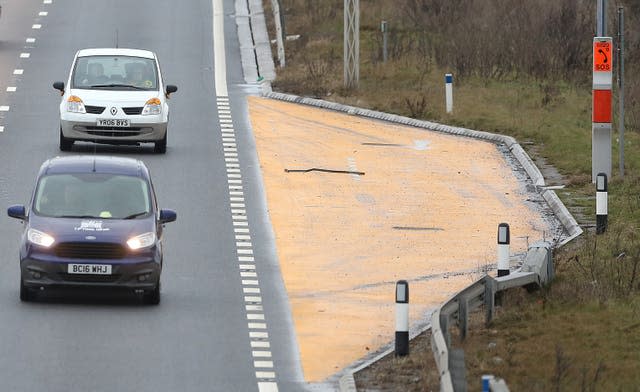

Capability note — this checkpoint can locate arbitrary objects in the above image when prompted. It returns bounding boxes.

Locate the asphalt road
[0,1,301,391]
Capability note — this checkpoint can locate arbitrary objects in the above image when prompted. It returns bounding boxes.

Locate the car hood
[68,89,161,106]
[28,214,156,244]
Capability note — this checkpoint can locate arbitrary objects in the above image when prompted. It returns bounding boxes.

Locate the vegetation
[264,0,640,389]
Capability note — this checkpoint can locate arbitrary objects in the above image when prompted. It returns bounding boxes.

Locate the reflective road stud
[395,280,409,357]
[497,223,510,277]
[596,172,608,234]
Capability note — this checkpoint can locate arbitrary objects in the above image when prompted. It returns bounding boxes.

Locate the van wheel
[144,282,160,305]
[59,127,73,151]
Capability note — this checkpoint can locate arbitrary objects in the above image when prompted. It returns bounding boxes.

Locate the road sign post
[592,37,613,182]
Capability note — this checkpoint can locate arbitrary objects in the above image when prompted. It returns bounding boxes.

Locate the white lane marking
[26,38,36,43]
[250,332,269,339]
[0,106,10,111]
[245,296,262,303]
[242,280,259,286]
[20,53,31,58]
[243,287,260,294]
[247,313,265,320]
[238,256,254,262]
[0,126,4,133]
[13,69,24,75]
[237,249,253,256]
[251,341,271,348]
[239,264,255,270]
[246,304,263,311]
[252,351,272,358]
[237,243,253,249]
[254,361,273,368]
[256,372,276,379]
[258,382,278,392]
[248,323,267,329]
[241,272,258,278]
[6,87,16,92]
[43,0,52,4]
[32,24,42,29]
[213,0,227,96]
[39,11,48,16]
[236,234,251,240]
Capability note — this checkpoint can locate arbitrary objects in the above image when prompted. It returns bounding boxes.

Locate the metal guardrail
[431,241,553,391]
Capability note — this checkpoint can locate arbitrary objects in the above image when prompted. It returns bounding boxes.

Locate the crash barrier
[431,241,552,392]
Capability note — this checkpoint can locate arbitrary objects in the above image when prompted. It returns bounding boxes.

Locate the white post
[497,223,510,277]
[445,73,453,113]
[596,173,608,234]
[395,280,409,356]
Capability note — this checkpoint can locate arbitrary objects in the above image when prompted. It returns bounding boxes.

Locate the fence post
[395,280,409,356]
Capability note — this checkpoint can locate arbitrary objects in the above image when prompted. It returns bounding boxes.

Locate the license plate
[97,119,130,127]
[68,264,112,275]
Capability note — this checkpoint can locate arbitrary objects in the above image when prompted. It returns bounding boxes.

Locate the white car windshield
[34,173,151,219]
[72,55,159,90]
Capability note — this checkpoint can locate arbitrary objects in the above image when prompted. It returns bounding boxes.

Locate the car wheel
[59,127,73,151]
[20,279,33,302]
[154,132,167,154]
[144,281,161,305]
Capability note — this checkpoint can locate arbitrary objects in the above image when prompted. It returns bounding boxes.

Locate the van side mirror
[53,81,65,95]
[165,85,177,97]
[7,205,27,221]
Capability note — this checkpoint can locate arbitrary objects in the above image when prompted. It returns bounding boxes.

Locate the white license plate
[68,264,112,275]
[97,119,130,127]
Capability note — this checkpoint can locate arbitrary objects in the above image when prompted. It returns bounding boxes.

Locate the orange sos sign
[593,39,612,72]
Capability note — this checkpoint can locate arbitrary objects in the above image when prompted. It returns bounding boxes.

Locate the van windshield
[72,55,158,90]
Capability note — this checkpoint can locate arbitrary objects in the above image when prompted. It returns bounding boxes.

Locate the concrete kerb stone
[257,90,582,391]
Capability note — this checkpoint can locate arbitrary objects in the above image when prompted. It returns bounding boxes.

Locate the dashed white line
[39,11,48,16]
[20,53,31,58]
[13,69,24,75]
[254,361,273,368]
[5,87,15,92]
[32,24,42,29]
[0,106,10,112]
[26,38,36,43]
[250,332,269,339]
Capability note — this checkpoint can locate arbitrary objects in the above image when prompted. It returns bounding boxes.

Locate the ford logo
[85,235,97,240]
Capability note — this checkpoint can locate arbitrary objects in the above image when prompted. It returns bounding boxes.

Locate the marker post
[395,280,409,357]
[596,173,608,234]
[497,223,510,277]
[445,73,453,113]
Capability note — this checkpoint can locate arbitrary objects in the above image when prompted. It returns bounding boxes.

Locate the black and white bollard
[445,73,453,113]
[596,172,608,234]
[497,223,510,277]
[395,280,409,357]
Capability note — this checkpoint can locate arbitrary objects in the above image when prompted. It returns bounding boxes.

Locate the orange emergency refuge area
[247,96,552,382]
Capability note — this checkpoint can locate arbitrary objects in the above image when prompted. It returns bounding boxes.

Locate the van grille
[54,242,126,259]
[85,105,105,114]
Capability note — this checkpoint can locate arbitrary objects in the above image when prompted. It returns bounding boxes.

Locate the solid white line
[250,332,269,339]
[213,0,227,96]
[254,360,273,368]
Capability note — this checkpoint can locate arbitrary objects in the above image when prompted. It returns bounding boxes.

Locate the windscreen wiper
[90,83,146,90]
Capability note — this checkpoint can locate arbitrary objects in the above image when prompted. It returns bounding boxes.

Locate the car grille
[85,105,105,114]
[122,107,143,115]
[85,128,143,137]
[54,242,126,259]
[58,273,122,283]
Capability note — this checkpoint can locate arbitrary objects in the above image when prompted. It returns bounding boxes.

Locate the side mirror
[159,209,177,224]
[165,85,177,97]
[53,81,65,95]
[7,205,27,221]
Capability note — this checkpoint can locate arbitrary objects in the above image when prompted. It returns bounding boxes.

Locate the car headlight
[127,232,156,250]
[66,95,86,113]
[142,98,162,116]
[27,228,55,247]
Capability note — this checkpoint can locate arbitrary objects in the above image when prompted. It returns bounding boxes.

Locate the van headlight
[66,95,86,113]
[127,232,156,250]
[142,98,161,115]
[27,228,55,247]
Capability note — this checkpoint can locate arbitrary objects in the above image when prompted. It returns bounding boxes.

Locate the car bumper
[21,256,161,291]
[60,114,167,143]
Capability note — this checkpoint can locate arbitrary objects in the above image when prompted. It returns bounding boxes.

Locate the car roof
[39,155,149,178]
[76,48,156,59]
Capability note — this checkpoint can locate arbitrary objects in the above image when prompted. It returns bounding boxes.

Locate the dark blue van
[7,155,176,304]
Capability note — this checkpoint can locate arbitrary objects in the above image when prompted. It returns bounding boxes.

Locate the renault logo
[110,107,118,116]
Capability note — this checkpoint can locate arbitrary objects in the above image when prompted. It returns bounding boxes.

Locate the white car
[53,48,177,153]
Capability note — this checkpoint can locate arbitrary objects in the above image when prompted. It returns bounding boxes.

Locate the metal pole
[381,21,388,63]
[597,0,607,36]
[617,7,625,177]
[271,0,286,67]
[344,0,360,89]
